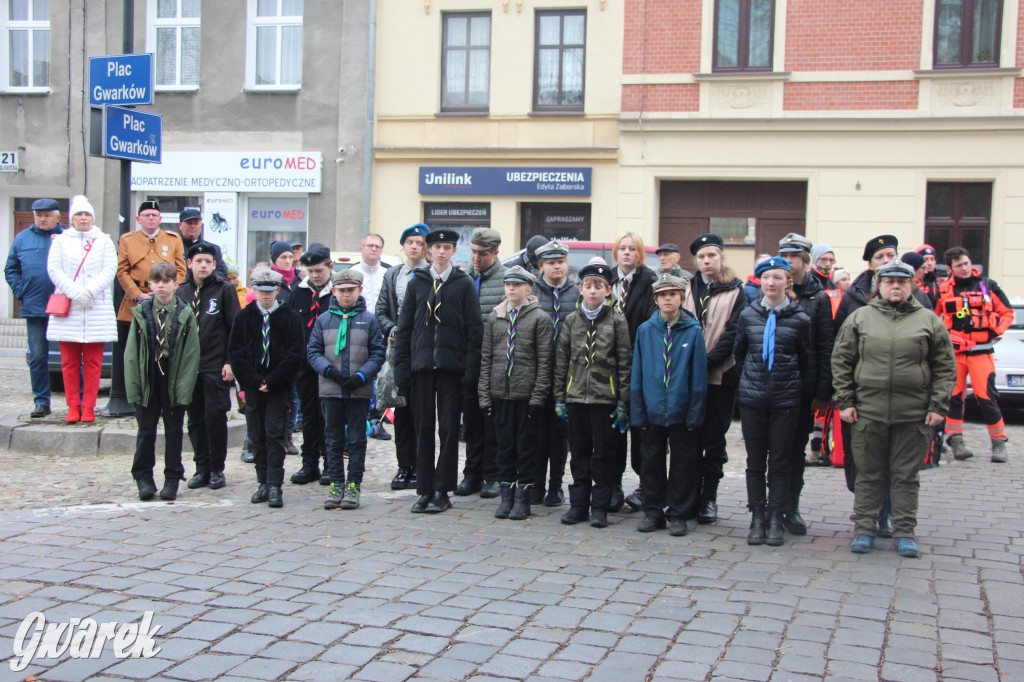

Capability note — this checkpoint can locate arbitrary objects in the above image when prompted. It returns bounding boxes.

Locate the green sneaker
[324,482,343,510]
[340,482,360,510]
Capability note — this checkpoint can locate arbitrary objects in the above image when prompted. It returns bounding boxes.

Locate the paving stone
[226,657,297,681]
[476,654,541,679]
[392,633,449,655]
[353,661,417,681]
[211,633,277,656]
[165,654,249,681]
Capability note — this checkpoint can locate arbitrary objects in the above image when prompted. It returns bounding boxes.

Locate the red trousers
[59,342,103,408]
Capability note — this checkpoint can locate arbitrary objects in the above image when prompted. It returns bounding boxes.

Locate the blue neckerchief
[762,309,777,371]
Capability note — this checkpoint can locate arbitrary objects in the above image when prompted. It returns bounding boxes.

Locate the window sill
[914,67,1021,79]
[528,110,586,117]
[0,88,51,96]
[435,110,490,118]
[692,71,791,81]
[155,86,200,93]
[242,85,302,93]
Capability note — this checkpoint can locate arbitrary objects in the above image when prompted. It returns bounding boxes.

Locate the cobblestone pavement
[0,356,1022,681]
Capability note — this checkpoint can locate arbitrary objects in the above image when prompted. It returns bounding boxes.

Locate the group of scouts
[112,202,1010,557]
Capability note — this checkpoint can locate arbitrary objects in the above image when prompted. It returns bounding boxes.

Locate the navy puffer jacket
[734,300,812,410]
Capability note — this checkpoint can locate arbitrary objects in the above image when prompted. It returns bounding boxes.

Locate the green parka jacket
[124,296,201,408]
[478,297,554,408]
[553,304,631,409]
[832,296,956,424]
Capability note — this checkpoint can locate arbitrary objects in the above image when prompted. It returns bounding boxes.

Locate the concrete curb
[0,410,246,456]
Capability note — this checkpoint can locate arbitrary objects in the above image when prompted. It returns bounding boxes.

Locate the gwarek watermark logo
[9,611,162,672]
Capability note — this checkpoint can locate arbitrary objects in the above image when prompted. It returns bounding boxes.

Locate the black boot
[561,507,588,525]
[426,491,452,513]
[390,468,412,490]
[240,436,254,463]
[479,480,500,499]
[250,484,269,503]
[455,476,481,496]
[158,478,180,501]
[698,478,719,524]
[187,470,209,489]
[530,484,545,506]
[509,484,532,521]
[136,477,157,501]
[877,509,894,538]
[608,485,624,513]
[411,494,431,513]
[590,508,608,528]
[624,488,645,513]
[495,482,514,519]
[208,471,227,490]
[747,505,766,545]
[268,486,283,508]
[766,509,785,546]
[785,492,807,535]
[290,467,320,485]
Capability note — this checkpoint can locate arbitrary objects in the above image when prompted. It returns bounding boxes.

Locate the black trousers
[322,398,370,486]
[393,404,416,470]
[533,394,568,490]
[740,406,798,511]
[131,364,186,482]
[462,393,498,482]
[412,370,461,495]
[641,424,700,521]
[567,403,617,512]
[493,398,536,485]
[249,389,289,486]
[696,384,736,502]
[786,395,815,505]
[295,365,326,471]
[187,373,231,474]
[613,425,644,487]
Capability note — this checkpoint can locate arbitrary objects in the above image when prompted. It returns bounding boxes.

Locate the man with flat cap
[656,243,683,274]
[394,228,482,514]
[178,241,241,491]
[178,207,228,279]
[457,227,506,498]
[5,198,65,417]
[288,243,335,485]
[377,223,430,491]
[116,200,187,386]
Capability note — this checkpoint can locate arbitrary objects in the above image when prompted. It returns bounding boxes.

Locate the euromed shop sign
[131,151,322,193]
[419,167,591,196]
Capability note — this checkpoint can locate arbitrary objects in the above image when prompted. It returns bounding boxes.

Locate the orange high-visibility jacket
[936,268,1013,353]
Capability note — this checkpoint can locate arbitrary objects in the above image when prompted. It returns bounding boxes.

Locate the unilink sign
[419,167,591,196]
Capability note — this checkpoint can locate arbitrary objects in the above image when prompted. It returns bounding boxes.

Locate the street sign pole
[102,0,137,417]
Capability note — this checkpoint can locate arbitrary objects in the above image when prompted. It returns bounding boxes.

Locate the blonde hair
[613,232,646,268]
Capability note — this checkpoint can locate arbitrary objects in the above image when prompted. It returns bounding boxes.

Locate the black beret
[690,233,724,255]
[138,200,160,213]
[426,230,459,245]
[300,243,331,266]
[186,241,218,260]
[578,263,613,284]
[862,234,899,262]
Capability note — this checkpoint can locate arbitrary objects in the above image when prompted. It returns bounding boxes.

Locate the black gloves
[328,368,345,383]
[528,404,544,420]
[340,374,365,390]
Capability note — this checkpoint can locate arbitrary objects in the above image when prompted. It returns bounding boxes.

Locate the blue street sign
[89,54,154,106]
[103,106,162,164]
[419,167,592,196]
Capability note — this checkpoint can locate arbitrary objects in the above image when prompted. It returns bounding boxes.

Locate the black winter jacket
[394,266,483,390]
[177,272,240,377]
[612,264,658,345]
[532,276,580,345]
[734,300,812,410]
[792,275,835,401]
[229,302,303,395]
[376,263,405,339]
[289,277,334,343]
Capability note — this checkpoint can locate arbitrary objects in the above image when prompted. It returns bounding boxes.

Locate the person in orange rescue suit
[936,246,1013,464]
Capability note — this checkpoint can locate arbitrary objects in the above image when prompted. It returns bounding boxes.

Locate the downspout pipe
[361,0,377,236]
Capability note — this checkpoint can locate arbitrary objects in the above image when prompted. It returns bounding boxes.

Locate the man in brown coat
[116,200,187,323]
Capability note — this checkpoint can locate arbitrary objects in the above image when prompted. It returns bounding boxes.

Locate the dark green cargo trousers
[850,417,929,537]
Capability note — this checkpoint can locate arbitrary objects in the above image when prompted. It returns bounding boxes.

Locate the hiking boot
[208,471,227,490]
[850,534,873,554]
[158,479,179,501]
[590,509,608,528]
[479,480,500,499]
[991,438,1008,463]
[251,484,269,504]
[896,537,920,558]
[544,487,564,507]
[637,515,665,533]
[455,476,481,496]
[340,482,360,509]
[284,435,299,455]
[136,477,157,501]
[949,434,974,461]
[290,467,320,485]
[530,485,545,506]
[324,482,343,510]
[624,488,645,513]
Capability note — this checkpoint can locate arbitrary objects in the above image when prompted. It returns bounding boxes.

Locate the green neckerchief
[329,308,359,354]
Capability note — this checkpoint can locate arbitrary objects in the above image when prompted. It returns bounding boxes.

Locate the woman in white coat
[46,195,117,422]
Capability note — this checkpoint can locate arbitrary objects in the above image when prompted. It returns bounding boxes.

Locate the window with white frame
[148,0,200,89]
[2,0,50,91]
[247,0,302,89]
